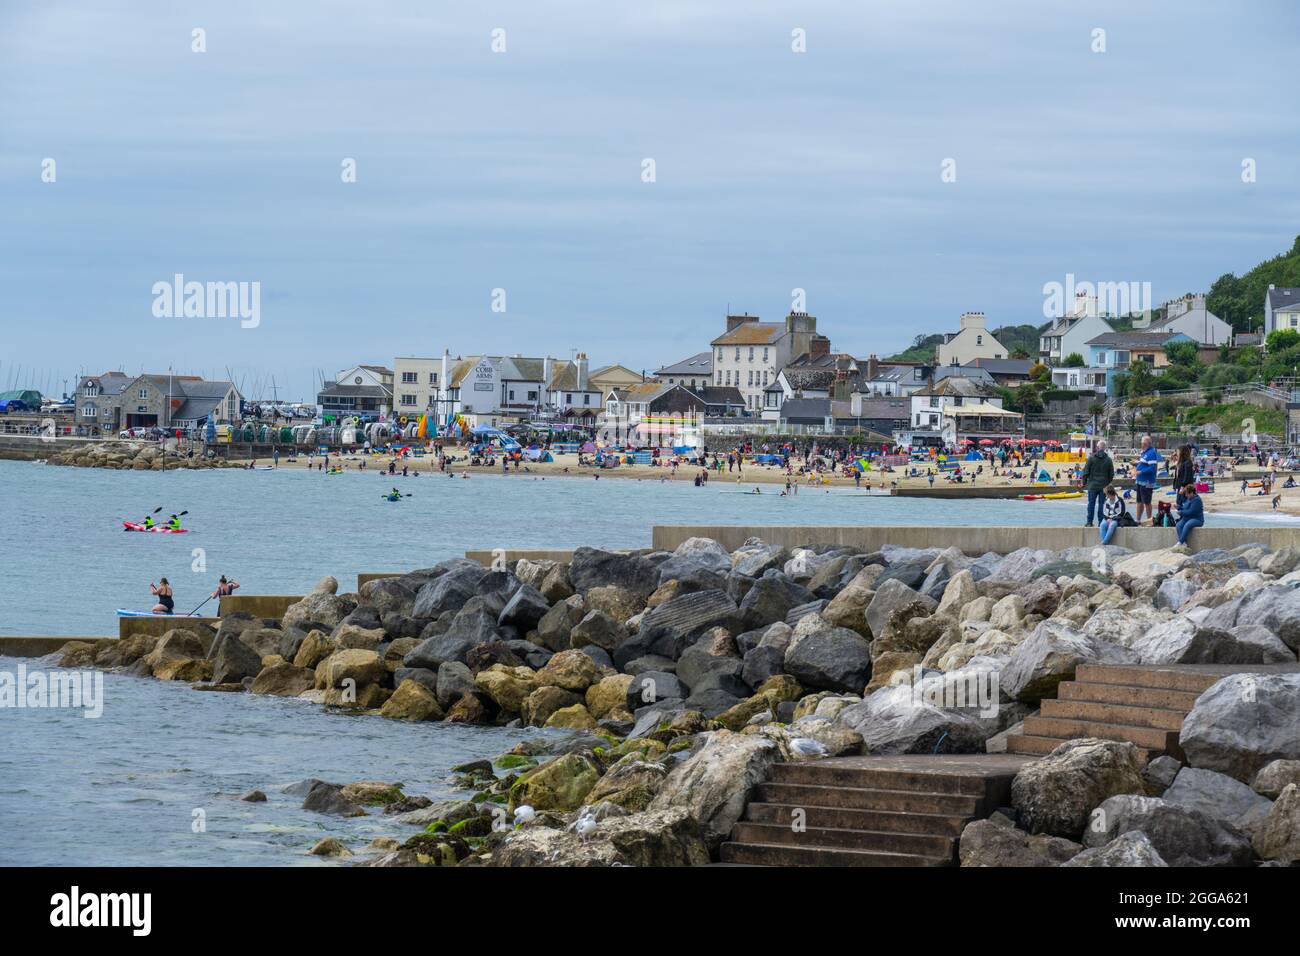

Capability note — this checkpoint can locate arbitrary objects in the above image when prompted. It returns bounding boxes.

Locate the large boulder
[1162,767,1273,832]
[1252,783,1300,862]
[379,678,445,721]
[315,648,386,690]
[404,599,501,669]
[282,589,355,631]
[482,807,708,867]
[536,649,602,693]
[1061,831,1168,867]
[209,632,265,685]
[616,590,741,669]
[958,819,1082,867]
[497,584,550,631]
[648,730,778,850]
[567,547,660,600]
[1083,794,1254,866]
[249,661,316,696]
[142,629,208,676]
[536,595,586,652]
[730,538,789,577]
[1001,620,1133,702]
[1011,739,1147,839]
[738,574,814,631]
[1201,585,1300,652]
[656,537,732,586]
[1179,673,1300,782]
[509,752,601,812]
[410,562,489,618]
[864,579,937,641]
[358,576,419,617]
[583,756,669,812]
[434,661,476,710]
[474,666,537,714]
[835,660,1007,754]
[1253,759,1300,799]
[783,620,873,693]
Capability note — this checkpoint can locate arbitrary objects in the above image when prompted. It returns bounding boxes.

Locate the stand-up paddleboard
[116,608,196,617]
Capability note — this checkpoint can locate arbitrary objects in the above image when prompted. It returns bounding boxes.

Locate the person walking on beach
[1175,483,1204,545]
[1098,485,1126,545]
[1133,435,1160,524]
[1081,439,1114,527]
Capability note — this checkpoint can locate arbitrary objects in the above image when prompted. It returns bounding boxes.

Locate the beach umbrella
[979,438,994,446]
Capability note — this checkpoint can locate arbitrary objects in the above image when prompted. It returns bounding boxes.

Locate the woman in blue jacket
[1175,484,1204,545]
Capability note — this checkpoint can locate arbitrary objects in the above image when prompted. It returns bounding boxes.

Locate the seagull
[514,805,536,824]
[790,737,828,759]
[573,812,598,841]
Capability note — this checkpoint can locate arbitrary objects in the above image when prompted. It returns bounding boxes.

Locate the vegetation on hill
[1208,234,1300,333]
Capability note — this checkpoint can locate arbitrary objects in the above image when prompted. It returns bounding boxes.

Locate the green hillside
[1208,235,1300,333]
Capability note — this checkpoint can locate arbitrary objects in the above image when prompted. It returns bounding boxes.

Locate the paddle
[186,595,214,616]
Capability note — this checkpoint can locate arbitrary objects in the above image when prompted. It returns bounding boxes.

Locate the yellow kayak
[1021,491,1084,500]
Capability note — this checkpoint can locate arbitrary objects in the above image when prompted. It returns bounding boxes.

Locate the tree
[1013,383,1044,414]
[1062,352,1086,368]
[1010,347,1030,360]
[1127,360,1156,397]
[1029,362,1051,384]
[1266,328,1300,353]
[1164,340,1199,367]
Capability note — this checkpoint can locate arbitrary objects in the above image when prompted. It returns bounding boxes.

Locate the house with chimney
[710,312,824,414]
[761,352,863,422]
[76,371,241,435]
[862,355,934,396]
[442,353,599,425]
[935,312,1010,366]
[1134,293,1231,346]
[653,352,713,391]
[1039,295,1115,366]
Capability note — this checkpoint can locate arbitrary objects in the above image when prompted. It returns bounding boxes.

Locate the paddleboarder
[149,579,174,614]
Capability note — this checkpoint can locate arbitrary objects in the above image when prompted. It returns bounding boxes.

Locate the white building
[710,312,822,413]
[1039,302,1115,366]
[1143,294,1232,346]
[1264,286,1300,337]
[934,312,1010,366]
[904,376,1021,445]
[393,356,444,415]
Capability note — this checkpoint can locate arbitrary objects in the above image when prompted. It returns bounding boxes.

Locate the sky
[2,0,1298,401]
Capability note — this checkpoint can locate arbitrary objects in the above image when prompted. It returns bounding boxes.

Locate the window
[977,335,983,345]
[747,371,753,386]
[400,394,416,406]
[138,388,148,399]
[527,390,538,402]
[715,373,722,386]
[83,404,98,417]
[430,372,438,384]
[763,348,769,362]
[565,393,573,404]
[583,394,591,405]
[734,348,740,361]
[401,372,417,383]
[508,390,515,401]
[748,347,754,361]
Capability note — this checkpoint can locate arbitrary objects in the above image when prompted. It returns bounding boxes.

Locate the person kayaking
[211,575,240,599]
[142,514,155,530]
[391,487,402,498]
[167,513,182,531]
[150,578,174,614]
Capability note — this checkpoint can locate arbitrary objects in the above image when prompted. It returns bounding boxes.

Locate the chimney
[959,311,987,330]
[810,335,830,358]
[725,313,756,332]
[866,353,879,380]
[576,352,588,391]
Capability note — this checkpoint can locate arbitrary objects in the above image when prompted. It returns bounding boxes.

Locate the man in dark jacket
[1081,439,1114,526]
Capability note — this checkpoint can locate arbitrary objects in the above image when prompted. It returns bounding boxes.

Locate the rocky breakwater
[46,440,240,469]
[56,537,1300,866]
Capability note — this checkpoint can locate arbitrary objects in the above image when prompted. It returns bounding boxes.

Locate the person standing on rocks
[1081,439,1114,527]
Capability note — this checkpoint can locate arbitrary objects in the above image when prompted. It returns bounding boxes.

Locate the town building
[1138,293,1231,345]
[588,364,644,395]
[1079,330,1189,395]
[602,382,704,446]
[934,312,1010,366]
[393,356,444,416]
[1264,286,1300,337]
[317,365,393,422]
[903,376,1021,446]
[1039,295,1115,366]
[652,353,713,391]
[962,357,1034,388]
[75,371,240,435]
[862,356,934,396]
[710,312,823,413]
[443,354,601,425]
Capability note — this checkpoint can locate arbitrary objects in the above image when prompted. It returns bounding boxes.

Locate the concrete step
[1075,664,1219,694]
[1022,715,1178,753]
[730,821,956,858]
[718,841,948,867]
[745,801,970,837]
[753,782,982,815]
[768,761,988,795]
[1040,697,1186,731]
[1006,733,1152,763]
[1058,679,1202,712]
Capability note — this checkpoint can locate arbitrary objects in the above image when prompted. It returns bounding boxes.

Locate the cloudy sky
[2,0,1298,400]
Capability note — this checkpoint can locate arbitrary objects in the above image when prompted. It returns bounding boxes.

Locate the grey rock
[1180,672,1300,782]
[1062,831,1168,867]
[1084,794,1254,866]
[1162,767,1273,831]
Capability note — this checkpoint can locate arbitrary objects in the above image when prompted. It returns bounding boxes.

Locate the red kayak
[123,521,188,534]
